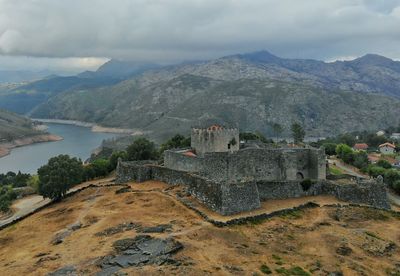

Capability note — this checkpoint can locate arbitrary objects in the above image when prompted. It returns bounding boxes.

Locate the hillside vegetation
[31,75,400,142]
[0,109,41,142]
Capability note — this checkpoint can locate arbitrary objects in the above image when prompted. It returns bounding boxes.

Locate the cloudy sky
[1,0,400,74]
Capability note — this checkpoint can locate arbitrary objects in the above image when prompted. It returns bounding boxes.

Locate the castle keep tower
[191,125,239,155]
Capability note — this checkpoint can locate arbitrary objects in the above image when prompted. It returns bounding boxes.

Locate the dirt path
[0,177,115,229]
[0,195,51,228]
[328,158,366,178]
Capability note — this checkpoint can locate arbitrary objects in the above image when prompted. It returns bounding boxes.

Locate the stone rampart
[164,150,203,173]
[322,180,390,209]
[220,182,261,215]
[165,147,326,182]
[116,160,261,215]
[116,161,390,215]
[115,160,156,183]
[256,180,324,200]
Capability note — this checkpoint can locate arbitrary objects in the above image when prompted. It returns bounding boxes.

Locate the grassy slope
[0,109,41,142]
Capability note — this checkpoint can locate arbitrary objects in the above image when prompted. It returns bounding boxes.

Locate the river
[0,123,119,174]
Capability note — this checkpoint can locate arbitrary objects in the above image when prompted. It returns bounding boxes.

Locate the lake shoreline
[0,124,119,174]
[32,118,142,135]
[0,134,63,158]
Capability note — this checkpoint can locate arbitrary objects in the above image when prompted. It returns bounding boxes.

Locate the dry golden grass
[0,181,400,275]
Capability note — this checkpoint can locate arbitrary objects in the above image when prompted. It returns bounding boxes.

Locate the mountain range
[2,51,400,141]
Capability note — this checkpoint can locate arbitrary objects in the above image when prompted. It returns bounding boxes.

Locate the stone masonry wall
[116,161,390,215]
[220,182,261,215]
[165,147,326,183]
[115,161,155,183]
[256,180,324,200]
[164,150,203,173]
[116,161,260,215]
[200,148,326,182]
[322,180,390,209]
[191,128,239,155]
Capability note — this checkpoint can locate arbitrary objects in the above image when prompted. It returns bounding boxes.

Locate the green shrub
[0,185,17,212]
[0,198,11,212]
[27,175,40,192]
[366,165,387,178]
[109,151,127,170]
[275,266,310,276]
[91,159,111,177]
[322,143,337,155]
[376,159,392,169]
[0,171,31,188]
[335,144,354,164]
[260,264,272,274]
[159,134,191,154]
[385,169,400,187]
[300,179,313,191]
[393,180,400,194]
[352,151,369,169]
[83,165,96,181]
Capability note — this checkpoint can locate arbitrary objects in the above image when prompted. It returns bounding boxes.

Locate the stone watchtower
[191,125,239,156]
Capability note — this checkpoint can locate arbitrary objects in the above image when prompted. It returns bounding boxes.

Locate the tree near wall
[126,137,159,161]
[37,155,83,200]
[159,134,191,154]
[109,151,128,171]
[335,144,354,163]
[322,143,337,156]
[291,122,305,144]
[272,123,283,140]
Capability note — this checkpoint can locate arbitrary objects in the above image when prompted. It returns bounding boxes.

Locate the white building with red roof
[379,142,396,154]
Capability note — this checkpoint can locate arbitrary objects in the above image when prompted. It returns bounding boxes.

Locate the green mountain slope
[0,109,41,142]
[31,73,400,142]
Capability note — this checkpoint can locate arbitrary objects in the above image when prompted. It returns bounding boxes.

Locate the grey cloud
[1,0,400,72]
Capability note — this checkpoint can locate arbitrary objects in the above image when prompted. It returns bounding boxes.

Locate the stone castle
[117,125,389,215]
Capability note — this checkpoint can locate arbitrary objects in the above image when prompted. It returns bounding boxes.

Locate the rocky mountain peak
[351,53,396,67]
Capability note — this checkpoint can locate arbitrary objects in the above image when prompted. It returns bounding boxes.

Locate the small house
[353,143,368,151]
[391,133,400,140]
[379,142,396,154]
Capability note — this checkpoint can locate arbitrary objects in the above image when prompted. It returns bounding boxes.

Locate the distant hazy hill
[0,70,53,83]
[0,109,41,142]
[6,50,400,140]
[0,59,160,115]
[0,75,121,115]
[78,59,160,79]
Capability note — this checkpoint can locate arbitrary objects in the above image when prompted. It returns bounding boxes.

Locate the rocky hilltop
[4,51,400,141]
[1,180,400,275]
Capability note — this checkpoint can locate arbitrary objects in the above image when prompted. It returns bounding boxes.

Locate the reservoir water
[0,123,118,174]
